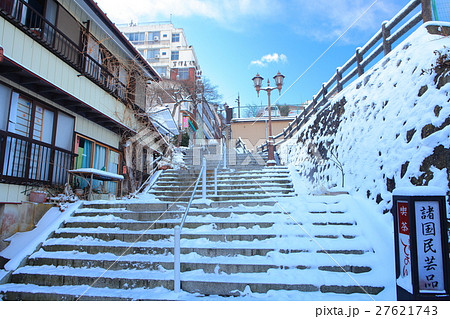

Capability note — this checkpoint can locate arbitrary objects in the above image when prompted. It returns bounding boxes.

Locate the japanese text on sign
[414,201,445,293]
[397,201,412,293]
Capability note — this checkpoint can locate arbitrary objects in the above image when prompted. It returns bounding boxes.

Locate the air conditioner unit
[153,36,159,41]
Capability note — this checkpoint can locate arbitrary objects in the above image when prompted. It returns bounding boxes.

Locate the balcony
[0,0,128,103]
[0,130,76,186]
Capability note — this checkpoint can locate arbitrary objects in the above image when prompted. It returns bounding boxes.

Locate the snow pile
[278,23,450,215]
[171,147,187,170]
[0,202,82,277]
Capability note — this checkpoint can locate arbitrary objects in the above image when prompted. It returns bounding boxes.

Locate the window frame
[172,33,180,42]
[74,133,121,194]
[171,51,179,61]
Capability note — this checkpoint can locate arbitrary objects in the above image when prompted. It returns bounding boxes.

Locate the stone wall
[278,25,450,214]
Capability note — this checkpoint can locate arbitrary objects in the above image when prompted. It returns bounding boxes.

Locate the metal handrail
[129,156,162,197]
[174,157,206,292]
[179,158,206,229]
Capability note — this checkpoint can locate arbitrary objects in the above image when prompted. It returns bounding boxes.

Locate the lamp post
[252,72,285,166]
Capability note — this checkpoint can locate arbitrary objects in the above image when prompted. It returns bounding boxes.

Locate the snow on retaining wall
[279,23,450,215]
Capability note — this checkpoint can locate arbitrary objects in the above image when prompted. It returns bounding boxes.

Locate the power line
[272,0,380,105]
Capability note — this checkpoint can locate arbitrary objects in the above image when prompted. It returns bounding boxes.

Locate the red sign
[397,200,412,293]
[398,201,410,235]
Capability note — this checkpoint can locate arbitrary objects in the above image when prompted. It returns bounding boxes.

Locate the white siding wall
[0,18,140,133]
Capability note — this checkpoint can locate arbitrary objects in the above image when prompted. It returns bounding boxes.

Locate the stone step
[6,263,383,297]
[27,250,373,274]
[61,214,360,238]
[159,171,290,178]
[180,275,384,296]
[64,219,279,230]
[0,284,148,301]
[72,210,283,221]
[156,193,295,202]
[40,241,285,257]
[52,228,297,242]
[41,235,372,257]
[148,188,295,197]
[8,265,174,290]
[154,178,293,186]
[152,183,294,190]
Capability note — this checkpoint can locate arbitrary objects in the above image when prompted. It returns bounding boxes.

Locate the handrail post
[223,141,227,169]
[356,48,364,76]
[174,225,181,293]
[202,157,207,200]
[381,21,391,55]
[214,167,218,196]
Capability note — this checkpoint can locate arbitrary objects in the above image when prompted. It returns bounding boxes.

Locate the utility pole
[236,93,240,118]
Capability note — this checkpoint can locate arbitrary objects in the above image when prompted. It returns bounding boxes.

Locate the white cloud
[95,0,280,29]
[250,53,288,67]
[288,0,402,42]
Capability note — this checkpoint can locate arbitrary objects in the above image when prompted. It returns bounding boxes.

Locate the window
[148,31,161,42]
[171,51,179,60]
[1,89,75,185]
[146,49,160,60]
[154,67,167,78]
[0,84,11,130]
[177,68,189,80]
[126,32,145,44]
[74,135,121,194]
[172,33,180,42]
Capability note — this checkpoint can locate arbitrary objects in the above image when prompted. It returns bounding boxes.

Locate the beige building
[230,117,295,151]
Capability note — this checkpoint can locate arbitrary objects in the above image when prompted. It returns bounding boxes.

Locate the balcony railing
[0,0,129,103]
[0,130,76,186]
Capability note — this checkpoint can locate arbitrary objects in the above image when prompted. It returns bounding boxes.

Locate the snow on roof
[69,168,124,180]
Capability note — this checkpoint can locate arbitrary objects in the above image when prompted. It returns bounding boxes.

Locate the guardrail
[258,0,427,153]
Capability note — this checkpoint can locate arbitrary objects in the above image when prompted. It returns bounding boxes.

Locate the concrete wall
[231,118,294,151]
[0,202,53,251]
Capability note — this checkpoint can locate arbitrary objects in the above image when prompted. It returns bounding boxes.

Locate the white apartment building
[119,22,224,145]
[119,22,201,82]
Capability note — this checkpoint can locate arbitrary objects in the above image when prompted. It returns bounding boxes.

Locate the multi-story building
[119,22,224,146]
[0,0,163,249]
[119,21,201,82]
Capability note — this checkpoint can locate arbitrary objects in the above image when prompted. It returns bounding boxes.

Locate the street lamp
[252,72,285,166]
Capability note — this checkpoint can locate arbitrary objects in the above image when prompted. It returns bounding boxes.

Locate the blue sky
[96,0,413,115]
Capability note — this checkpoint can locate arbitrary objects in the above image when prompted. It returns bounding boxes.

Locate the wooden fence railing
[258,0,430,153]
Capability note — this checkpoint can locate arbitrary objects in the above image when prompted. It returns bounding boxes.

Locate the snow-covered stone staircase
[0,154,388,300]
[149,167,295,202]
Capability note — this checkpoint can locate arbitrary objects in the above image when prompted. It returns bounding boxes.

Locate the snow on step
[0,165,388,300]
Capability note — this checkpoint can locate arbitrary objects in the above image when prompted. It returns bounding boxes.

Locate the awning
[148,107,179,136]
